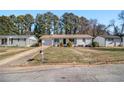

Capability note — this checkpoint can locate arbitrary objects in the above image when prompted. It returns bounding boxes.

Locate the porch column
[7,38,10,46]
[52,39,54,46]
[0,38,1,45]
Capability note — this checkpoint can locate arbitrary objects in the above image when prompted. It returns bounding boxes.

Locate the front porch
[0,38,13,46]
[53,38,77,47]
[41,35,93,47]
[0,37,27,47]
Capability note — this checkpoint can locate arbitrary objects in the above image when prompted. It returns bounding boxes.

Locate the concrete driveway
[0,46,48,66]
[0,64,124,82]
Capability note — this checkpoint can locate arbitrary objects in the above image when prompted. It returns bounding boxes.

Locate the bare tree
[118,11,124,35]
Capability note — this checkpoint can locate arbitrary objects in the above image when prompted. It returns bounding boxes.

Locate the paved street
[0,64,124,82]
[0,46,124,82]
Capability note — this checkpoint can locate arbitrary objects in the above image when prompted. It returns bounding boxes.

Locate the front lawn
[30,47,124,65]
[0,47,32,60]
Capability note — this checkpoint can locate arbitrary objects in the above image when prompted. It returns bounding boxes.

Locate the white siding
[9,39,26,47]
[76,38,92,46]
[105,38,121,47]
[85,39,92,45]
[74,39,77,46]
[26,36,37,47]
[95,36,121,47]
[0,36,38,47]
[42,39,53,46]
[94,36,105,47]
[76,39,85,46]
[12,39,19,46]
[19,39,26,47]
[0,39,1,45]
[105,39,114,47]
[123,37,124,46]
[114,39,121,46]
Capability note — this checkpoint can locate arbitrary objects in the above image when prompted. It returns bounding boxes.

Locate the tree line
[0,11,124,39]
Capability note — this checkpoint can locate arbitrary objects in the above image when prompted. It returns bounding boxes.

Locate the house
[122,36,124,46]
[0,35,38,47]
[40,34,93,47]
[94,35,121,47]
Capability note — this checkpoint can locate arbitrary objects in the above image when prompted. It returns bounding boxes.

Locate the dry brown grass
[0,47,32,60]
[31,47,124,65]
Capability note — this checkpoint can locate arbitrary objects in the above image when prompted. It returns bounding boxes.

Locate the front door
[63,39,66,44]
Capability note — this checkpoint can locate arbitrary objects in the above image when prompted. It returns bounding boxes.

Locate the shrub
[118,44,122,47]
[78,45,84,47]
[31,43,39,47]
[59,42,64,47]
[92,41,99,47]
[85,44,92,47]
[67,41,72,47]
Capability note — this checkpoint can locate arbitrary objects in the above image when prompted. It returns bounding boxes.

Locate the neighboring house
[122,36,124,46]
[0,35,38,47]
[94,35,121,47]
[40,34,93,47]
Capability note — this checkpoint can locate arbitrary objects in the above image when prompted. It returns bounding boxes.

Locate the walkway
[0,46,48,66]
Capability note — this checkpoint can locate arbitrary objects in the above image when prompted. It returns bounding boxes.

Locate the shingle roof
[99,35,120,39]
[0,35,35,38]
[40,34,93,39]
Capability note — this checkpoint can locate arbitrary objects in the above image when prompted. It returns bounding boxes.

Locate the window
[1,38,7,45]
[107,38,113,41]
[18,38,20,42]
[82,38,85,42]
[24,38,26,41]
[54,39,59,43]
